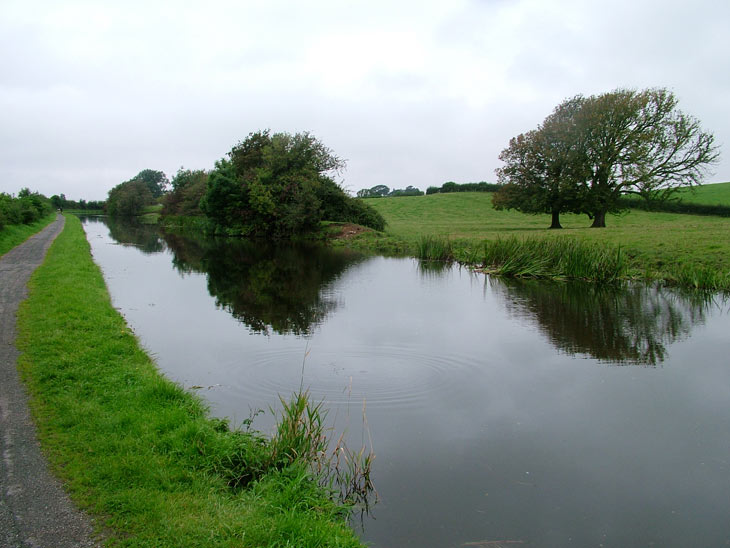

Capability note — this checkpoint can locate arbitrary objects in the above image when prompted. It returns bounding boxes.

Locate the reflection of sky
[83,219,730,548]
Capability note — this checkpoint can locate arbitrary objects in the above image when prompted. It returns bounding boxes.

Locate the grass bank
[353,193,730,290]
[0,213,56,256]
[16,215,366,547]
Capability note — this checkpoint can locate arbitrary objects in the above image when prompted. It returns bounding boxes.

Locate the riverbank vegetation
[120,131,385,236]
[0,214,56,256]
[16,214,368,547]
[355,191,730,290]
[0,189,56,255]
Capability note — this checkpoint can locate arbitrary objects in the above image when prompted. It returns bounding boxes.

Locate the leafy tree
[494,88,719,228]
[201,130,385,236]
[127,169,169,198]
[388,185,424,197]
[106,180,154,217]
[162,168,209,216]
[494,96,587,229]
[356,185,390,198]
[0,190,52,228]
[575,88,719,227]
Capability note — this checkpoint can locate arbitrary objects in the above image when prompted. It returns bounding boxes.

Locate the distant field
[361,192,730,277]
[676,181,730,205]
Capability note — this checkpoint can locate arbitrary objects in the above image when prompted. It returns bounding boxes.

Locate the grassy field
[17,215,365,547]
[676,181,730,205]
[0,214,56,256]
[356,192,730,288]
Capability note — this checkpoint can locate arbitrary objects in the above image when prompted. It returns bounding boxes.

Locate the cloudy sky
[1,0,729,201]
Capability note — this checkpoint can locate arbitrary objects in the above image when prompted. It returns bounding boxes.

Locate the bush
[0,190,53,228]
[201,131,385,236]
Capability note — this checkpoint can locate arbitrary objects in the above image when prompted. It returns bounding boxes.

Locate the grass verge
[16,215,365,547]
[0,214,56,257]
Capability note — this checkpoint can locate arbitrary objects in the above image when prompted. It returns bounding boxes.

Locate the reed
[666,264,730,291]
[271,390,377,509]
[480,236,627,282]
[415,235,454,261]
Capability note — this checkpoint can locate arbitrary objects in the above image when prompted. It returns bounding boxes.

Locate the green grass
[676,181,730,205]
[354,193,730,290]
[0,214,56,256]
[16,215,365,547]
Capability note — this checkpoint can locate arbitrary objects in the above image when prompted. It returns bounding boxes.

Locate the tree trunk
[590,210,607,228]
[549,210,562,229]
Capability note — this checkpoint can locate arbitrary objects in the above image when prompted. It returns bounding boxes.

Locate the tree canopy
[200,130,385,236]
[106,179,154,217]
[493,88,719,227]
[127,169,169,198]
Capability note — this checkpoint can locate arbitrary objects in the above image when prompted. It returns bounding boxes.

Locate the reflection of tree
[97,216,166,254]
[492,279,711,365]
[162,232,365,335]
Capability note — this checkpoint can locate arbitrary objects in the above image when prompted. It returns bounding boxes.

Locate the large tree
[575,88,718,227]
[106,179,154,217]
[127,169,170,198]
[493,96,586,228]
[200,130,385,236]
[494,88,719,228]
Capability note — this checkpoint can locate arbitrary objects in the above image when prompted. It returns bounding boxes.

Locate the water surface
[83,217,730,547]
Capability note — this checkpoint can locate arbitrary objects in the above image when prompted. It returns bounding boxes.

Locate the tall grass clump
[416,235,454,261]
[481,236,627,282]
[666,264,730,291]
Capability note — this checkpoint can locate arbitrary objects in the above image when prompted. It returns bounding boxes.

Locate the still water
[82,217,730,547]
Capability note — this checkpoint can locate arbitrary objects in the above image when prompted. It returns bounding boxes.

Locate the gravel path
[0,215,99,547]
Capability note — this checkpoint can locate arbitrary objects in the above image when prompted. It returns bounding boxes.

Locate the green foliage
[416,235,454,261]
[201,130,384,236]
[49,194,104,212]
[161,168,209,216]
[360,192,730,291]
[0,214,55,256]
[357,184,425,198]
[388,185,424,197]
[0,190,53,230]
[495,88,720,228]
[481,237,626,282]
[356,184,390,198]
[494,96,587,229]
[106,179,154,217]
[428,181,499,194]
[127,169,170,198]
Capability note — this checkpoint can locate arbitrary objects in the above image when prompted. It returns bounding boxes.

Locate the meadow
[355,187,730,289]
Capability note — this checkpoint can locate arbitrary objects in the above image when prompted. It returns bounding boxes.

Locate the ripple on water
[219,343,489,412]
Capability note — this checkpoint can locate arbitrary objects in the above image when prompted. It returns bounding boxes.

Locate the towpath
[0,215,99,547]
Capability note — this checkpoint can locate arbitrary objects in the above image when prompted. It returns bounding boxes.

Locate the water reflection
[84,215,166,254]
[491,278,713,365]
[161,232,366,336]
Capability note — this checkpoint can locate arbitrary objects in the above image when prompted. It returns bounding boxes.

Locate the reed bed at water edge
[479,237,626,282]
[416,234,455,261]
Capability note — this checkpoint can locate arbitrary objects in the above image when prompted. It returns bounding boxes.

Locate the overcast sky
[1,0,729,201]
